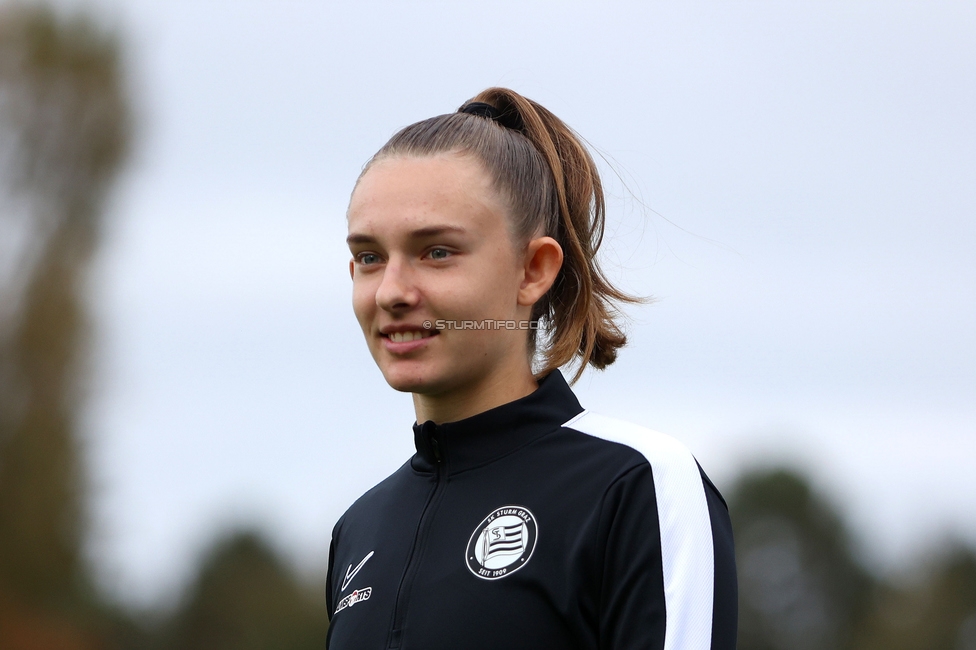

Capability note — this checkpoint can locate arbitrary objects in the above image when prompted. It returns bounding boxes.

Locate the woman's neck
[412,365,539,425]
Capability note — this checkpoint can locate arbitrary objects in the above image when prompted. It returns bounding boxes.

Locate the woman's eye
[428,248,451,260]
[357,252,381,265]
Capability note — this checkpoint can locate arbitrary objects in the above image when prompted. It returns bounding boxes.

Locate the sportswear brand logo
[334,587,372,614]
[342,551,374,591]
[466,505,538,580]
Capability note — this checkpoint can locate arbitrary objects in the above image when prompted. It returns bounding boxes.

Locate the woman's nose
[375,256,419,312]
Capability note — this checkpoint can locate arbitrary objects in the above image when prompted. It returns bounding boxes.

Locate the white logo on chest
[465,505,538,580]
[341,550,374,591]
[334,587,372,614]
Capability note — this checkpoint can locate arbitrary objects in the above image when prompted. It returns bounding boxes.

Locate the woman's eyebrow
[346,225,467,246]
[346,232,376,246]
[410,225,467,238]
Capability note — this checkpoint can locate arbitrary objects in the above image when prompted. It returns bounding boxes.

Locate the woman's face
[347,153,533,398]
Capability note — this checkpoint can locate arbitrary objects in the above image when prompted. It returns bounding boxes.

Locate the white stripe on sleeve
[563,410,715,650]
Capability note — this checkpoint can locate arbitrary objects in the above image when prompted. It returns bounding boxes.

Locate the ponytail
[367,87,645,382]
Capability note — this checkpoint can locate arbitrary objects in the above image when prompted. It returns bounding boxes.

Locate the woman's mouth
[386,330,436,343]
[381,327,439,353]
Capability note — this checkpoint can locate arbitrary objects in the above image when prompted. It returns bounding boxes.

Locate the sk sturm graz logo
[465,505,538,580]
[334,587,372,615]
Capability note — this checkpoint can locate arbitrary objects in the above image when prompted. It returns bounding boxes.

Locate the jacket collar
[411,370,584,475]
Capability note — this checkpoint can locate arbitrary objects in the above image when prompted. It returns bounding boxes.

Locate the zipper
[387,422,446,648]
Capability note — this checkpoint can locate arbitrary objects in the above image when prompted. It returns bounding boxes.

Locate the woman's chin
[380,367,436,394]
[380,364,464,397]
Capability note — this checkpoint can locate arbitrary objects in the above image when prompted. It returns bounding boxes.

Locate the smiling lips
[386,330,435,343]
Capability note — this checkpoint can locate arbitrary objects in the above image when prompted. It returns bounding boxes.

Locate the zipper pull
[420,420,442,464]
[430,430,442,463]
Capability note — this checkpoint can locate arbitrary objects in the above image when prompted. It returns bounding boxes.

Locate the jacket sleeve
[597,460,737,650]
[326,536,336,621]
[326,516,345,650]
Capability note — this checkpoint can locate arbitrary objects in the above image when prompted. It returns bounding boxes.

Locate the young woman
[327,88,737,650]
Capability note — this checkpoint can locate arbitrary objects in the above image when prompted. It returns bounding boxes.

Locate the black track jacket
[326,371,737,649]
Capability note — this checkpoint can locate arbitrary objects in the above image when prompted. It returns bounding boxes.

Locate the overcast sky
[44,0,976,606]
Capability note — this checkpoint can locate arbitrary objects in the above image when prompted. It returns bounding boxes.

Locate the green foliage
[0,3,130,212]
[729,468,976,650]
[729,469,873,650]
[0,2,130,621]
[0,7,333,647]
[161,530,329,650]
[855,545,976,650]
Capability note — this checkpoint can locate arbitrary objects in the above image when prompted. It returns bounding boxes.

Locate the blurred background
[0,1,973,648]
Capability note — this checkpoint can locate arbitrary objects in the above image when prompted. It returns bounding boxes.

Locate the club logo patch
[465,505,538,580]
[334,587,372,614]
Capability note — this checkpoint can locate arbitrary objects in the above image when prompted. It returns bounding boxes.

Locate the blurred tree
[0,2,131,646]
[163,530,329,650]
[0,8,334,647]
[854,545,976,650]
[728,468,874,650]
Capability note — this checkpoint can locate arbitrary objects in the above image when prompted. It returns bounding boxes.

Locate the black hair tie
[459,101,525,133]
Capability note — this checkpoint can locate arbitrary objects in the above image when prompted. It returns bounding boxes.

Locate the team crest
[465,505,538,580]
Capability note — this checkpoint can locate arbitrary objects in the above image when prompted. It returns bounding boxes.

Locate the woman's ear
[518,236,563,306]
